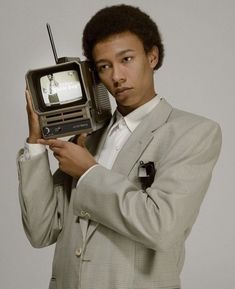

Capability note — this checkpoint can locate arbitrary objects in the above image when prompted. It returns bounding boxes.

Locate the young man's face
[92,31,158,115]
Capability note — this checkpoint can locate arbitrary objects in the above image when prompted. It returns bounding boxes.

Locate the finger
[76,133,87,148]
[37,139,52,146]
[37,138,66,148]
[50,145,60,153]
[53,151,61,160]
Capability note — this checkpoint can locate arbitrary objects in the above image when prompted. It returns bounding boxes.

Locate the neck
[117,105,135,116]
[117,92,157,116]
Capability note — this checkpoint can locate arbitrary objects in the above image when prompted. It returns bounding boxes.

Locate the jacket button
[75,248,82,257]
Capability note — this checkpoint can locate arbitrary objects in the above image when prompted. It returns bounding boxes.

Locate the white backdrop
[0,0,234,288]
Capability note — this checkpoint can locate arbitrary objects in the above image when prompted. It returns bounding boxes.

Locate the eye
[122,56,133,63]
[97,64,111,73]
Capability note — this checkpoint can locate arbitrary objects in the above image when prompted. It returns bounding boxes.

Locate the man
[17,4,222,289]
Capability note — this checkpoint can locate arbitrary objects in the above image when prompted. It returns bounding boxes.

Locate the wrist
[27,137,40,144]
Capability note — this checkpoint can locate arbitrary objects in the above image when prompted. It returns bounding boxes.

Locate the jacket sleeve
[73,120,222,251]
[17,150,70,248]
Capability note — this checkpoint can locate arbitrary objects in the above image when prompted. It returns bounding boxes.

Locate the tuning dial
[43,127,51,136]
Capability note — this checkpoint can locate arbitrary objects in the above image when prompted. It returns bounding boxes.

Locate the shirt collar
[114,94,161,132]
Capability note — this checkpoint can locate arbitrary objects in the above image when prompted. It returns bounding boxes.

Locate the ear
[148,46,159,69]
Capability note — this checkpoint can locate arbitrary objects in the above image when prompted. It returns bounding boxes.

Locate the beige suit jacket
[17,99,222,289]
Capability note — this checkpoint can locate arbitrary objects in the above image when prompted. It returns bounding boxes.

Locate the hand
[37,135,97,177]
[25,88,42,143]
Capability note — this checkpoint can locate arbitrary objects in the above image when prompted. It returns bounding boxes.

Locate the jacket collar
[111,98,172,175]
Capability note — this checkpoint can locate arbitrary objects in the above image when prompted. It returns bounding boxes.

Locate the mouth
[114,87,132,96]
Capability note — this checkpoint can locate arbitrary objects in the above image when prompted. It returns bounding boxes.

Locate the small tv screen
[26,61,88,113]
[40,70,83,107]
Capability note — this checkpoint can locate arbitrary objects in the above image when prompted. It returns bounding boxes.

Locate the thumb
[76,133,87,148]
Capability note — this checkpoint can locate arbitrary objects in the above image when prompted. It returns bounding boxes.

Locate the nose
[112,64,125,86]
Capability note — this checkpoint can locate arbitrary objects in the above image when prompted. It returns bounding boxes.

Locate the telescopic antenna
[46,23,59,64]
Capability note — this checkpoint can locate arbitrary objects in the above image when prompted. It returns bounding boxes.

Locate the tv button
[43,127,51,135]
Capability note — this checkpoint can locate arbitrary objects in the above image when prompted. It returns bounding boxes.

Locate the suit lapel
[112,98,172,175]
[84,98,172,241]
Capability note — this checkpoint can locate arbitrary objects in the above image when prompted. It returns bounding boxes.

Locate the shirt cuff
[23,140,46,160]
